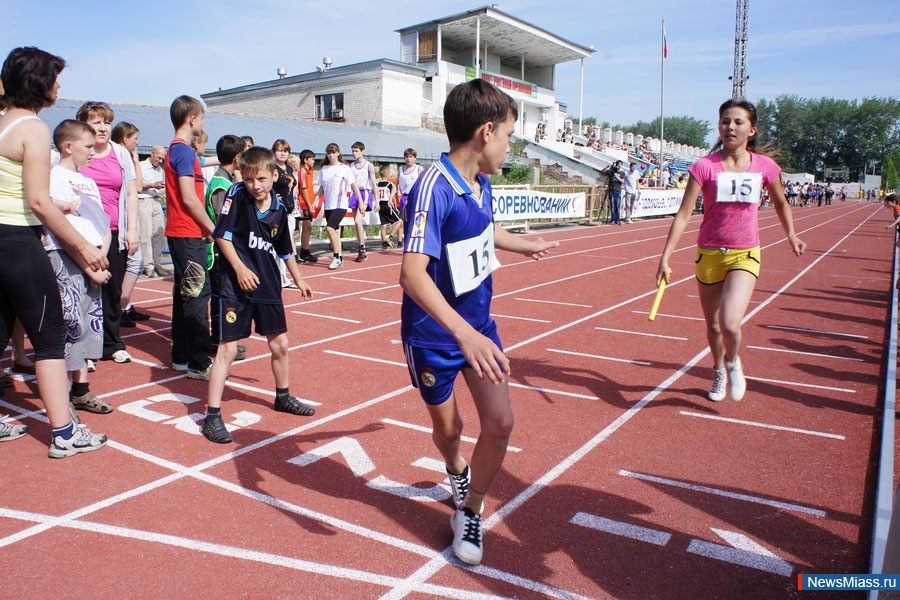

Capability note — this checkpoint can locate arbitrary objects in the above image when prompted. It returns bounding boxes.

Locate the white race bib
[716,172,763,204]
[445,223,501,297]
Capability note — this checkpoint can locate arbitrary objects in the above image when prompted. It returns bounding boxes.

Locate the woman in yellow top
[0,46,109,457]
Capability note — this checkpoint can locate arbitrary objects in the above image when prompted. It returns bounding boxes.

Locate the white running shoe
[726,356,746,401]
[86,359,96,373]
[328,257,343,270]
[450,507,483,565]
[709,367,727,402]
[48,425,107,458]
[110,350,132,363]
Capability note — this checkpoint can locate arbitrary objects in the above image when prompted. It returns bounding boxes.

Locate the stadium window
[316,93,344,121]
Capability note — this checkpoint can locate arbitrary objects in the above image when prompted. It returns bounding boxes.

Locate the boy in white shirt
[49,120,115,425]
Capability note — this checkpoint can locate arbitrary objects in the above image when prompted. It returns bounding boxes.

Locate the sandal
[70,391,114,414]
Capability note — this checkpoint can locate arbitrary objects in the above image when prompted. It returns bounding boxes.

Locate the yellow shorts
[695,246,761,285]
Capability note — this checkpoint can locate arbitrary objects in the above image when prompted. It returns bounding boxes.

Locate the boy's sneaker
[447,463,471,509]
[127,306,151,321]
[726,356,746,401]
[355,247,368,262]
[450,507,483,565]
[48,425,107,458]
[274,395,316,416]
[382,241,390,249]
[187,366,212,381]
[0,419,28,443]
[202,413,233,444]
[301,250,318,263]
[708,367,727,402]
[328,257,343,270]
[86,359,96,373]
[172,362,189,372]
[108,350,132,363]
[120,310,136,328]
[388,235,397,248]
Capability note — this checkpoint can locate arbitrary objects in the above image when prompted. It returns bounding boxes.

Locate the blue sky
[3,0,898,134]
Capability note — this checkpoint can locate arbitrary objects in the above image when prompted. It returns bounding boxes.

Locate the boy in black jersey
[202,147,315,444]
[376,164,401,248]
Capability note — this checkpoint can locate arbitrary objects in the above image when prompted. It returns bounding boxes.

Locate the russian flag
[663,26,668,59]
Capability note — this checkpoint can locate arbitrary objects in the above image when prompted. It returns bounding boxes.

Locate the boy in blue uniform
[399,79,559,565]
[202,147,315,444]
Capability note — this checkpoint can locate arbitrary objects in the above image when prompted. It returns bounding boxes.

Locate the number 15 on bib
[445,223,501,297]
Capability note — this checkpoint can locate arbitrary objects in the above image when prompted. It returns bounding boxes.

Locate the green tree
[754,95,900,179]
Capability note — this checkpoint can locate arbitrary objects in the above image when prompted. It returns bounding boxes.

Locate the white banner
[630,188,685,218]
[491,188,586,221]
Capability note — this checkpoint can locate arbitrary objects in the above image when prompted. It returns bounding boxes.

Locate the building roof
[40,99,450,164]
[201,59,427,103]
[396,5,594,69]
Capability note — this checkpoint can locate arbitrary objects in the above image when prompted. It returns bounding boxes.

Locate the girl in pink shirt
[656,99,806,402]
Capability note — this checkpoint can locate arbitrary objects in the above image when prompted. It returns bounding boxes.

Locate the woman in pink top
[656,99,806,403]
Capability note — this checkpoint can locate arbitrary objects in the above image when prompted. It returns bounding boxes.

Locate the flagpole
[659,18,665,187]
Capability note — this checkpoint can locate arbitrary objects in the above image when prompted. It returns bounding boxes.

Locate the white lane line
[547,348,651,366]
[516,298,592,308]
[490,313,551,323]
[362,298,402,305]
[128,357,170,370]
[763,324,868,339]
[679,411,845,440]
[122,326,172,339]
[745,376,855,393]
[132,287,172,296]
[619,470,826,517]
[324,350,406,367]
[509,382,598,400]
[381,418,523,453]
[331,276,388,285]
[595,327,688,341]
[687,529,794,577]
[225,380,322,406]
[291,310,361,324]
[746,345,864,362]
[632,310,705,321]
[570,512,672,546]
[830,274,890,281]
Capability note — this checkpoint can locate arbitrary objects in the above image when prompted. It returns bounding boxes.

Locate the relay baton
[648,272,670,322]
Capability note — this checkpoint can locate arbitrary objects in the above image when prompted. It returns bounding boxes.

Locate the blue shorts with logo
[402,322,503,405]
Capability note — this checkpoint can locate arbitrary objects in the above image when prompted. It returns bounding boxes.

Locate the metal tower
[732,0,749,98]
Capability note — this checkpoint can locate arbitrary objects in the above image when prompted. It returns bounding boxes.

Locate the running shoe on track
[450,507,483,565]
[274,395,316,416]
[726,356,746,401]
[202,413,233,444]
[708,367,727,402]
[447,463,471,509]
[48,425,107,458]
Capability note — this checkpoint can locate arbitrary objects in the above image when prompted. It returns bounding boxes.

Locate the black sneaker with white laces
[450,507,483,565]
[274,395,316,416]
[447,464,470,509]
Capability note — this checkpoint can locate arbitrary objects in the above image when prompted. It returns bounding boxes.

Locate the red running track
[0,200,892,599]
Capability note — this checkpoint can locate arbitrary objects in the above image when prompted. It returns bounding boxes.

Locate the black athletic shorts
[324,208,346,229]
[0,224,65,360]
[379,201,400,225]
